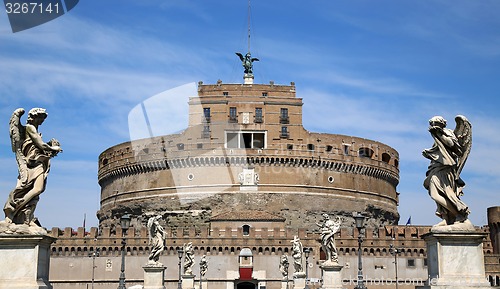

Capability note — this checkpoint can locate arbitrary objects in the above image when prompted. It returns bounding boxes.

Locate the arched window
[382,153,391,163]
[358,147,374,158]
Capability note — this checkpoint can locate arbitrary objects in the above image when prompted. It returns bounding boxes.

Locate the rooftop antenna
[247,0,251,53]
[236,0,259,84]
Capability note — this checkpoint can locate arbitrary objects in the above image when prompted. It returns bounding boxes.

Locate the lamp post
[354,213,367,289]
[303,247,311,289]
[177,248,184,289]
[117,214,131,289]
[88,238,100,289]
[389,243,401,289]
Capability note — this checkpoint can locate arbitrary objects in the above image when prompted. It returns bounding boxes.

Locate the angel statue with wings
[422,115,472,230]
[316,214,342,264]
[183,242,195,275]
[236,52,259,75]
[147,215,166,265]
[3,108,62,227]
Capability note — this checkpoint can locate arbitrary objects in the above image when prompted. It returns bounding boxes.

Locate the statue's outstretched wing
[454,115,472,176]
[9,108,28,186]
[235,52,244,62]
[251,57,259,62]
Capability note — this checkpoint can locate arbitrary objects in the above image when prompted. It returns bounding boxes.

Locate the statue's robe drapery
[4,132,51,222]
[423,128,469,220]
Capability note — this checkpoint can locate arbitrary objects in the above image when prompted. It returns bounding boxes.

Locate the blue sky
[0,1,499,229]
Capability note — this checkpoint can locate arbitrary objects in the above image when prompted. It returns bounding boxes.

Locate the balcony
[279,116,289,124]
[280,131,289,138]
[229,116,238,123]
[254,116,263,123]
[202,116,211,123]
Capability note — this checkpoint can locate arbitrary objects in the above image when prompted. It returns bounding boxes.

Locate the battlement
[48,225,494,259]
[197,81,297,98]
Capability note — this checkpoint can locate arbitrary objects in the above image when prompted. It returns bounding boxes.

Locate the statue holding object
[183,242,195,275]
[422,115,473,231]
[291,235,304,274]
[3,108,62,227]
[147,215,166,265]
[316,214,342,264]
[279,254,289,280]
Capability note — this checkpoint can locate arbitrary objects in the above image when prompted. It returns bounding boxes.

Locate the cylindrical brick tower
[97,81,400,230]
[488,206,500,254]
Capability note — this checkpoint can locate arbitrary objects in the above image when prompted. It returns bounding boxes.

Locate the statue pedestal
[198,280,208,289]
[417,231,491,289]
[320,261,343,289]
[182,274,195,289]
[143,265,166,289]
[244,74,254,85]
[0,234,55,289]
[292,272,306,289]
[281,279,289,289]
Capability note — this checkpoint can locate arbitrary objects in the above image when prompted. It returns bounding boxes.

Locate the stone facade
[97,81,400,230]
[45,80,499,288]
[47,223,499,289]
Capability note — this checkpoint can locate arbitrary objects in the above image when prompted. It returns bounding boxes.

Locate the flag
[405,216,411,226]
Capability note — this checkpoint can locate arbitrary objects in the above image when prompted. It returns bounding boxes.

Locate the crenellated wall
[47,225,499,289]
[48,225,459,258]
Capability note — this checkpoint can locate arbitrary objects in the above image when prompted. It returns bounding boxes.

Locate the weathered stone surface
[143,265,166,289]
[0,220,47,235]
[0,234,55,289]
[417,231,491,289]
[320,262,343,289]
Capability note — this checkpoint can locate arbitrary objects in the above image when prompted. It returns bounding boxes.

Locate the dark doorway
[236,281,256,289]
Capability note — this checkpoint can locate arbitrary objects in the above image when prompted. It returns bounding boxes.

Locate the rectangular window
[280,126,288,138]
[343,144,350,155]
[262,92,268,97]
[255,107,263,123]
[223,91,229,96]
[229,107,237,123]
[280,108,289,124]
[227,133,238,148]
[407,259,416,267]
[225,131,266,149]
[253,133,264,149]
[203,107,211,123]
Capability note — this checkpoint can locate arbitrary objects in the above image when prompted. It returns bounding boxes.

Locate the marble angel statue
[422,115,472,230]
[3,108,62,226]
[316,214,342,264]
[183,242,195,275]
[147,215,166,265]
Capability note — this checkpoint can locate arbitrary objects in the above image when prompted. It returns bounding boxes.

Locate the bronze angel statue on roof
[422,115,472,230]
[3,108,62,226]
[236,52,259,75]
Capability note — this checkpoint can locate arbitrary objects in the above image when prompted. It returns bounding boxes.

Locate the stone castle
[45,79,500,289]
